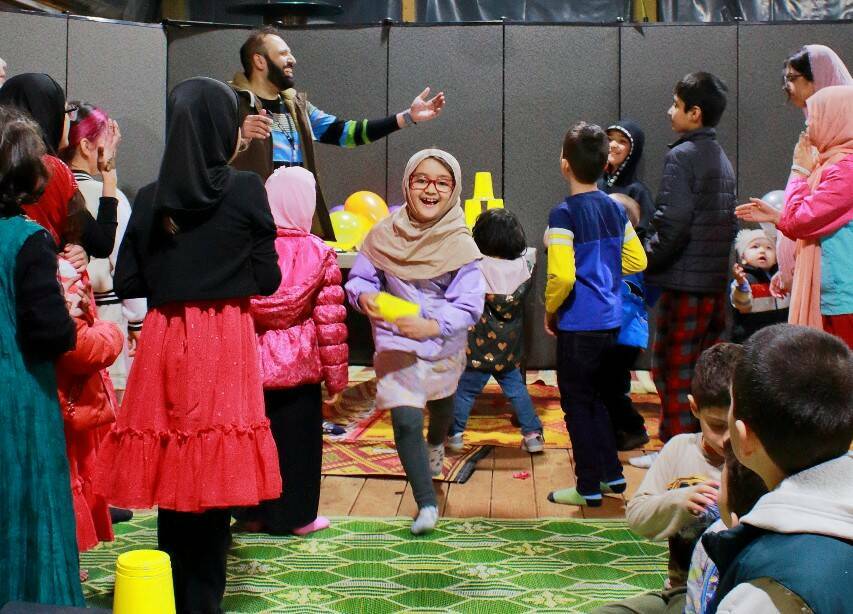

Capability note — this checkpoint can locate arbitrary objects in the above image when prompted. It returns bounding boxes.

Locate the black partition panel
[67,18,166,198]
[0,11,67,89]
[504,25,621,368]
[386,25,503,206]
[620,24,739,198]
[737,23,853,202]
[167,24,389,206]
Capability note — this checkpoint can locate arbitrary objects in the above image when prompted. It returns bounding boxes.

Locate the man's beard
[265,55,295,91]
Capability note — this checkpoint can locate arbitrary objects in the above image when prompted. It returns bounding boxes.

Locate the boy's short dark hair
[472,208,526,260]
[561,121,608,184]
[691,342,744,410]
[674,72,728,128]
[240,26,280,77]
[732,324,853,475]
[723,441,768,518]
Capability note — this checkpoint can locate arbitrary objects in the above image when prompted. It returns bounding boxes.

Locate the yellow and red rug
[322,440,491,483]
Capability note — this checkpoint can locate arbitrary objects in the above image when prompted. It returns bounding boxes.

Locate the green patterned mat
[82,515,667,613]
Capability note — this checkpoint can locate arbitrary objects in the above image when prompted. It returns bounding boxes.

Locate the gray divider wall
[386,25,503,207]
[620,24,739,198]
[66,18,167,198]
[504,25,621,368]
[737,23,853,202]
[0,11,68,90]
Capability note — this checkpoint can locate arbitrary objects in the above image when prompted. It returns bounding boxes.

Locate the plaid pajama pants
[652,291,726,442]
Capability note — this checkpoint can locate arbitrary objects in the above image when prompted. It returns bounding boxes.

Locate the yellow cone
[113,549,176,614]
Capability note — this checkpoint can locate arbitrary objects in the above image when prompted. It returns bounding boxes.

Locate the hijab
[153,77,239,214]
[0,73,66,153]
[806,45,853,92]
[360,149,481,280]
[787,86,853,330]
[265,166,316,232]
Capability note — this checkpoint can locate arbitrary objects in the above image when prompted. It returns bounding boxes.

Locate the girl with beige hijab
[346,149,484,535]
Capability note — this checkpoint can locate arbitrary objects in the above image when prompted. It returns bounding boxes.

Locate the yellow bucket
[113,549,176,614]
[375,292,420,322]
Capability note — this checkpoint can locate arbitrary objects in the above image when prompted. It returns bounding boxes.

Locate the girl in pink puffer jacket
[237,166,348,536]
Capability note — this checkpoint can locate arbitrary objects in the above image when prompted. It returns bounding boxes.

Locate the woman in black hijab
[93,77,282,614]
[0,73,118,260]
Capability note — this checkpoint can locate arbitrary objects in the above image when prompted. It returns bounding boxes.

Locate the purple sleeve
[428,261,485,338]
[344,253,383,312]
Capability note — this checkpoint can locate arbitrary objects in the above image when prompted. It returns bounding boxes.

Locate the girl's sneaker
[428,443,445,477]
[521,432,545,453]
[446,432,464,453]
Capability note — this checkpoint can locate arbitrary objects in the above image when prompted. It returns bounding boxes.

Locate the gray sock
[411,505,439,535]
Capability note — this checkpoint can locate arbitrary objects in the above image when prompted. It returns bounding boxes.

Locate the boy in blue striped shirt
[544,122,647,507]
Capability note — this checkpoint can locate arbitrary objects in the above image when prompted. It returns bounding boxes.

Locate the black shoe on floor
[109,507,134,524]
[617,430,650,452]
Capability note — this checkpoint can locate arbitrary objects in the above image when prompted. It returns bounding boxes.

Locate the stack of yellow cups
[113,549,176,614]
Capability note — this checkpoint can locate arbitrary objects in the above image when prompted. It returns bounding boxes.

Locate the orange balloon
[344,191,389,225]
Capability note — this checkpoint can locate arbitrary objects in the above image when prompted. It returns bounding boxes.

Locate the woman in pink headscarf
[738,85,853,348]
[738,45,852,326]
[236,166,349,535]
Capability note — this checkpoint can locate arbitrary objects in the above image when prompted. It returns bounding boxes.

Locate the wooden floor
[318,447,649,520]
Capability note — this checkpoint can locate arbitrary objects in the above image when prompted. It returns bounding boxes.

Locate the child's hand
[127,330,141,356]
[544,312,557,337]
[358,292,383,320]
[732,263,749,287]
[395,316,440,340]
[67,286,90,319]
[682,482,719,516]
[735,198,781,225]
[769,271,789,298]
[62,244,88,273]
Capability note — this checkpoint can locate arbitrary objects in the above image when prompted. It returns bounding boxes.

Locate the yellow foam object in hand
[375,292,420,322]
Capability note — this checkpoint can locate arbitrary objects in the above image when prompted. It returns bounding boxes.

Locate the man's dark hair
[723,441,768,518]
[561,121,608,184]
[691,342,744,410]
[732,324,853,475]
[674,72,728,127]
[0,106,48,218]
[240,26,281,77]
[472,208,527,260]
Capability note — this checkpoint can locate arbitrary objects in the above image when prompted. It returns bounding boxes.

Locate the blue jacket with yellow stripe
[545,191,647,332]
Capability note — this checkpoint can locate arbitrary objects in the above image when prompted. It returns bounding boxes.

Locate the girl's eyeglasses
[783,73,804,84]
[409,175,455,194]
[65,104,80,122]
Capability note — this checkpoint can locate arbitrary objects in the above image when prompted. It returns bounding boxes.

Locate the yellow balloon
[330,210,371,248]
[344,191,389,225]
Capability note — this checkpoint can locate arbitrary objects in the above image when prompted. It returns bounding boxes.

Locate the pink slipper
[293,516,330,536]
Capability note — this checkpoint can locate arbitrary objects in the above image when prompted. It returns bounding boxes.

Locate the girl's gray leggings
[390,396,455,509]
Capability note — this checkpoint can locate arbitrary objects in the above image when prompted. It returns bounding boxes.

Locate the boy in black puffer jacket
[644,71,737,442]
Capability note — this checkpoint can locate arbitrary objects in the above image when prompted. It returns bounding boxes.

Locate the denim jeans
[557,329,623,496]
[452,367,543,436]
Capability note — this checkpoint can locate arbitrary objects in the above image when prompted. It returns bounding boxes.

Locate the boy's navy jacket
[644,128,737,294]
[598,119,656,241]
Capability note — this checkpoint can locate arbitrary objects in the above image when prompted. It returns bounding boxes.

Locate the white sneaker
[411,505,439,535]
[446,433,464,453]
[629,452,659,469]
[521,432,545,453]
[428,443,445,477]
